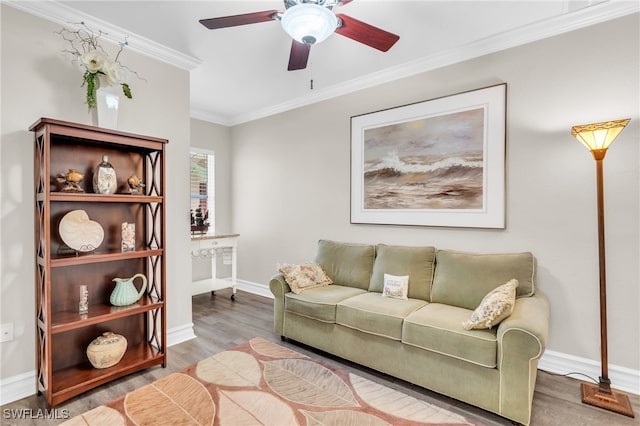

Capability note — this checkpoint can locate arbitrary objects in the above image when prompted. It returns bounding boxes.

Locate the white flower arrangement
[57,23,138,109]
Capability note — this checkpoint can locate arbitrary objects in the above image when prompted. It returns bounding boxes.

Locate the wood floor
[2,289,639,425]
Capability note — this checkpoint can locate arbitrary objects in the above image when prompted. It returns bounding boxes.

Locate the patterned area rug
[62,337,478,425]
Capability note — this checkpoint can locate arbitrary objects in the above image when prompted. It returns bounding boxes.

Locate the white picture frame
[350,83,506,228]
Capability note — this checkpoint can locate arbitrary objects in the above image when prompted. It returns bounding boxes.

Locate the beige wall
[0,5,193,381]
[230,14,639,370]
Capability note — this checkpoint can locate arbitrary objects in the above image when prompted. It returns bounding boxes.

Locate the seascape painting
[350,83,506,228]
[363,108,485,210]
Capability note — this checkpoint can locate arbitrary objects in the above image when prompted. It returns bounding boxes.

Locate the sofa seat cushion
[336,293,428,340]
[285,285,367,323]
[403,303,498,368]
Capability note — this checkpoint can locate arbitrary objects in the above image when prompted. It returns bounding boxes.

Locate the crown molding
[191,107,234,127]
[4,0,637,126]
[228,0,639,126]
[3,0,202,71]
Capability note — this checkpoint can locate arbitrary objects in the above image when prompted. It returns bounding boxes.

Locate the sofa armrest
[269,273,291,335]
[496,290,549,424]
[497,290,550,361]
[270,273,291,297]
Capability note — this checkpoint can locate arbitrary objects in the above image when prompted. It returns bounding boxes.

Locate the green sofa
[269,240,550,425]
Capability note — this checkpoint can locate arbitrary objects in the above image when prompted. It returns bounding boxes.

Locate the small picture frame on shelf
[121,222,135,252]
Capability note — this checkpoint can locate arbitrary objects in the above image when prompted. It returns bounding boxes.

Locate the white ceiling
[8,1,639,125]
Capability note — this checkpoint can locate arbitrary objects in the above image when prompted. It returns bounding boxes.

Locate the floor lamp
[570,118,634,418]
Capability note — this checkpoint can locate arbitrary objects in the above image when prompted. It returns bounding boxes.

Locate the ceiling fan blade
[288,40,311,71]
[334,14,399,52]
[199,10,279,29]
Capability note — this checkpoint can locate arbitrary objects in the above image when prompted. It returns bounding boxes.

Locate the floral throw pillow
[382,274,409,300]
[278,263,333,294]
[462,279,519,330]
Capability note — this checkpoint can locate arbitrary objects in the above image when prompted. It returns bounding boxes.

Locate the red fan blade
[200,10,279,29]
[339,0,355,5]
[288,40,311,71]
[334,14,399,52]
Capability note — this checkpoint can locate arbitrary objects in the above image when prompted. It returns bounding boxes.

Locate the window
[190,149,215,234]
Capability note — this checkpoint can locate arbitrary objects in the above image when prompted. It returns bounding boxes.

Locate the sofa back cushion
[430,249,535,310]
[369,244,436,301]
[315,240,375,290]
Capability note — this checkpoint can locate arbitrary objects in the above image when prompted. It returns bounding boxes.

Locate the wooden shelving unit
[30,118,167,407]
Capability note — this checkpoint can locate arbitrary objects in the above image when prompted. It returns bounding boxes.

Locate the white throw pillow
[382,274,409,300]
[462,279,519,330]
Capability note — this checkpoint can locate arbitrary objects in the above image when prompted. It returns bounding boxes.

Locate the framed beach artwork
[350,83,506,228]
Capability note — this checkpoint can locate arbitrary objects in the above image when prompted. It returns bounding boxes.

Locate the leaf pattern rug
[62,337,479,425]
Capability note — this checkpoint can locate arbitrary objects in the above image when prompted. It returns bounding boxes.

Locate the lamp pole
[592,150,609,390]
[572,119,634,418]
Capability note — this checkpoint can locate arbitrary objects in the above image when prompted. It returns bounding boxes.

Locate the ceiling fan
[199,0,400,71]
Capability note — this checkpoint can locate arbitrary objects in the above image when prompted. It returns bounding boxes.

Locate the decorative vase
[110,273,147,306]
[79,285,89,314]
[93,155,117,194]
[86,332,127,369]
[95,85,120,129]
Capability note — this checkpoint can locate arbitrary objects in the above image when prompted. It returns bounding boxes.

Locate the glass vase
[95,85,120,129]
[93,155,117,194]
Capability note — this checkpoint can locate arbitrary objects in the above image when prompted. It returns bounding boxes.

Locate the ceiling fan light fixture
[281,3,338,45]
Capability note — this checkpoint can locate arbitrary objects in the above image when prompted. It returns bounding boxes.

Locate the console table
[191,234,239,299]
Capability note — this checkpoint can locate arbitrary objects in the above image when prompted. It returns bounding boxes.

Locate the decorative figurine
[56,169,85,192]
[190,208,209,234]
[127,174,145,195]
[193,207,208,226]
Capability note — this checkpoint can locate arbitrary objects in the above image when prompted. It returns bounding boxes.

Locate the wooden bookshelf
[31,118,167,407]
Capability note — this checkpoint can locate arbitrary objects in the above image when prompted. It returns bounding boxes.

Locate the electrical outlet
[1,323,14,342]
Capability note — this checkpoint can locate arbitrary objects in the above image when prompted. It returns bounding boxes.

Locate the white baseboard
[0,370,36,406]
[196,277,273,299]
[539,349,640,395]
[167,322,196,346]
[236,279,273,299]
